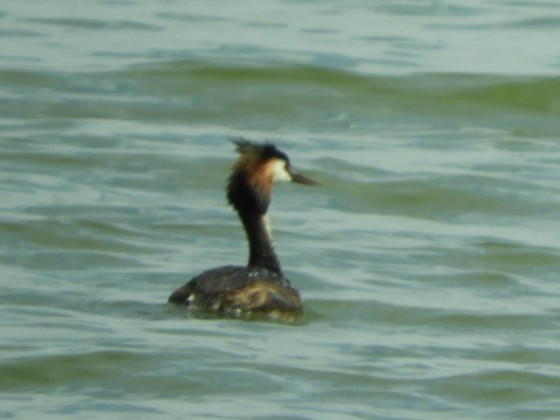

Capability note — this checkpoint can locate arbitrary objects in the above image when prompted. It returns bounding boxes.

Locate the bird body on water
[168,139,317,322]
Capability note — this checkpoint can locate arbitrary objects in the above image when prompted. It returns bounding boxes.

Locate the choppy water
[2,1,560,418]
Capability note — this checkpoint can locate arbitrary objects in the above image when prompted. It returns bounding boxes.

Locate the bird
[168,139,318,322]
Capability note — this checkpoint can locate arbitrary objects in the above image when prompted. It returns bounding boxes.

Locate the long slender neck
[227,169,282,275]
[237,209,282,274]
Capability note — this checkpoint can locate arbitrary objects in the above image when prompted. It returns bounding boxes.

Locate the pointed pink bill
[290,171,319,185]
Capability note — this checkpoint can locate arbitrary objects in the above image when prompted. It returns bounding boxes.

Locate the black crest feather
[232,138,290,164]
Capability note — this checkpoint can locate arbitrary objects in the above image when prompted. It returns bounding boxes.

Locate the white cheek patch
[272,159,292,182]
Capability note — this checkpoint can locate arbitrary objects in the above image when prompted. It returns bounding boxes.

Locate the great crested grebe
[168,139,318,322]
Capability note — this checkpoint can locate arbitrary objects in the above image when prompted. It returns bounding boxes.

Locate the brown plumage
[168,139,317,323]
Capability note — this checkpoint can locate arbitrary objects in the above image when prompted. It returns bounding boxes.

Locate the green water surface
[1,1,560,418]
